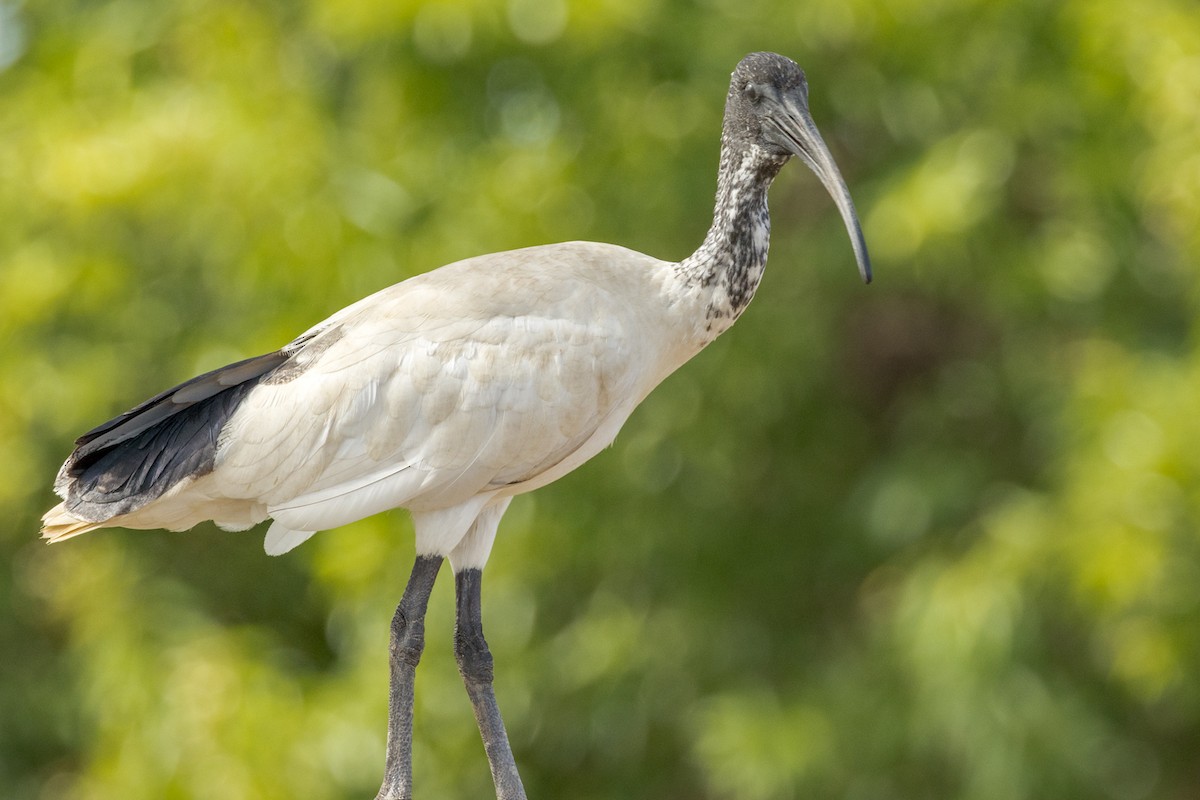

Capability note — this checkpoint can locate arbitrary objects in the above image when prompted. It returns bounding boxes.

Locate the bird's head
[725,52,872,284]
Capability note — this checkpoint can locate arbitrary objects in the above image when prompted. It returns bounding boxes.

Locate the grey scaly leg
[376,555,443,800]
[454,568,527,800]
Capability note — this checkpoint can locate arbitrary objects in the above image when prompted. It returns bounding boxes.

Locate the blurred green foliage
[2,0,1198,798]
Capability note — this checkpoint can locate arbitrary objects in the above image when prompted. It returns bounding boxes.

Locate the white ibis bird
[42,52,870,799]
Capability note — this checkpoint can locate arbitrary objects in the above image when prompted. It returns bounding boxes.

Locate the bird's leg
[376,554,443,800]
[454,568,527,800]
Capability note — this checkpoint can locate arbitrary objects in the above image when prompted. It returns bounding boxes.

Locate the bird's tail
[41,502,104,543]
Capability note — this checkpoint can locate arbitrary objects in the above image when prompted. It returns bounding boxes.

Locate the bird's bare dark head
[724,52,873,283]
[724,52,809,153]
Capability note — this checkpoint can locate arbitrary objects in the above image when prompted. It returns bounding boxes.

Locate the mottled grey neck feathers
[677,138,788,335]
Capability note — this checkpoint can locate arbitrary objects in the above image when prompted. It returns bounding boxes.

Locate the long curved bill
[767,101,873,284]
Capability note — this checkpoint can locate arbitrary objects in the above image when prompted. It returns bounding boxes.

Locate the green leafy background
[2,0,1198,798]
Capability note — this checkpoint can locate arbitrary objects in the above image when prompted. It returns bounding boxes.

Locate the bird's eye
[744,83,761,103]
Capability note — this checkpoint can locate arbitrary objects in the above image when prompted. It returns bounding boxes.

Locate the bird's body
[45,241,716,563]
[42,53,871,800]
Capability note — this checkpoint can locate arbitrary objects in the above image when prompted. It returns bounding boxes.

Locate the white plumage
[45,242,704,569]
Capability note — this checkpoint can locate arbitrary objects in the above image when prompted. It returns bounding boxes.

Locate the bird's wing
[213,244,667,532]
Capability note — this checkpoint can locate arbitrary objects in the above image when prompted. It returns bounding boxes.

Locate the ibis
[43,52,871,799]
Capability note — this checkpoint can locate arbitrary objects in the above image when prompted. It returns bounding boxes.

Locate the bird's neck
[676,143,787,340]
